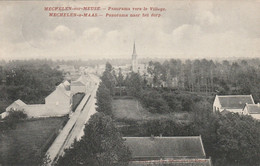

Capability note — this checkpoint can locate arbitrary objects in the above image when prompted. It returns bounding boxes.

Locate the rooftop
[76,74,91,85]
[123,136,206,159]
[244,104,260,114]
[217,95,254,109]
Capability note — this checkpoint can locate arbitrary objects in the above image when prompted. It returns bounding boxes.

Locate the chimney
[159,133,162,137]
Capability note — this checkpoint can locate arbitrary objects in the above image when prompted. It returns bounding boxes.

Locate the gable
[6,99,27,111]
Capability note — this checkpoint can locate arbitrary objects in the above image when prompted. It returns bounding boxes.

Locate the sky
[0,0,260,60]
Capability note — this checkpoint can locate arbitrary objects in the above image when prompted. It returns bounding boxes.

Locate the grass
[112,98,191,122]
[0,116,68,165]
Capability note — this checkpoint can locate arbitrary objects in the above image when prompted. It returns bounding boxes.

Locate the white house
[242,103,260,120]
[0,99,27,119]
[71,74,94,94]
[45,83,72,115]
[1,80,75,119]
[1,100,50,118]
[71,81,86,94]
[213,95,255,114]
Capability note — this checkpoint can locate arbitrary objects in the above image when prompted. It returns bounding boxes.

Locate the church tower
[132,42,138,72]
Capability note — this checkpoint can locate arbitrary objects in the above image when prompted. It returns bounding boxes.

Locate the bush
[140,90,170,113]
[5,109,27,120]
[4,109,27,129]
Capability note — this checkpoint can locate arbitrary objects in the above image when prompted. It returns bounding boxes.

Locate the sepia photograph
[0,0,260,165]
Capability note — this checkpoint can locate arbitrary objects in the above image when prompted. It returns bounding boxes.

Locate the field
[0,117,68,165]
[112,98,191,121]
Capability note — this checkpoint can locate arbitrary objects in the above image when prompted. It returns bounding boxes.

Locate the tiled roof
[124,136,205,159]
[217,95,254,109]
[245,104,260,114]
[129,159,212,166]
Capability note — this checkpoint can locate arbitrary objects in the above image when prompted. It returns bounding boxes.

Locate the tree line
[146,59,260,101]
[99,62,211,114]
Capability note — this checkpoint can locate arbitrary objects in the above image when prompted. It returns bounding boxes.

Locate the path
[46,74,100,165]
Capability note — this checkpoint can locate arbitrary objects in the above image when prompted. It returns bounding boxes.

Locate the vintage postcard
[0,0,259,166]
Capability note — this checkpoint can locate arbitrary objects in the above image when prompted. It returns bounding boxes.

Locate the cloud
[83,27,103,42]
[172,24,201,44]
[193,1,221,26]
[195,11,221,26]
[48,25,76,41]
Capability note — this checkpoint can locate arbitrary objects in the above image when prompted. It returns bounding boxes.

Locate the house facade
[71,81,86,94]
[70,74,93,94]
[45,83,72,115]
[213,95,255,114]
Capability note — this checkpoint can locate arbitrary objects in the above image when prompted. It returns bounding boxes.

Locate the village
[0,1,260,165]
[0,43,260,166]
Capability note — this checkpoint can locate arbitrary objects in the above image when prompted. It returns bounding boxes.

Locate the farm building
[124,136,212,166]
[213,95,254,114]
[242,103,260,120]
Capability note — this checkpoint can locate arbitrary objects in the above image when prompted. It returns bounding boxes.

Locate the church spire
[133,41,137,55]
[132,41,138,72]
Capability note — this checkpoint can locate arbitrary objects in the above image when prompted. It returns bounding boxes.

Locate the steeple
[131,41,138,72]
[132,41,137,57]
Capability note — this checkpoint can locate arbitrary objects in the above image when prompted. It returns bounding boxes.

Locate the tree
[116,68,125,96]
[125,72,143,98]
[141,90,170,113]
[105,62,113,73]
[96,83,112,115]
[56,113,131,166]
[101,62,116,95]
[213,113,260,165]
